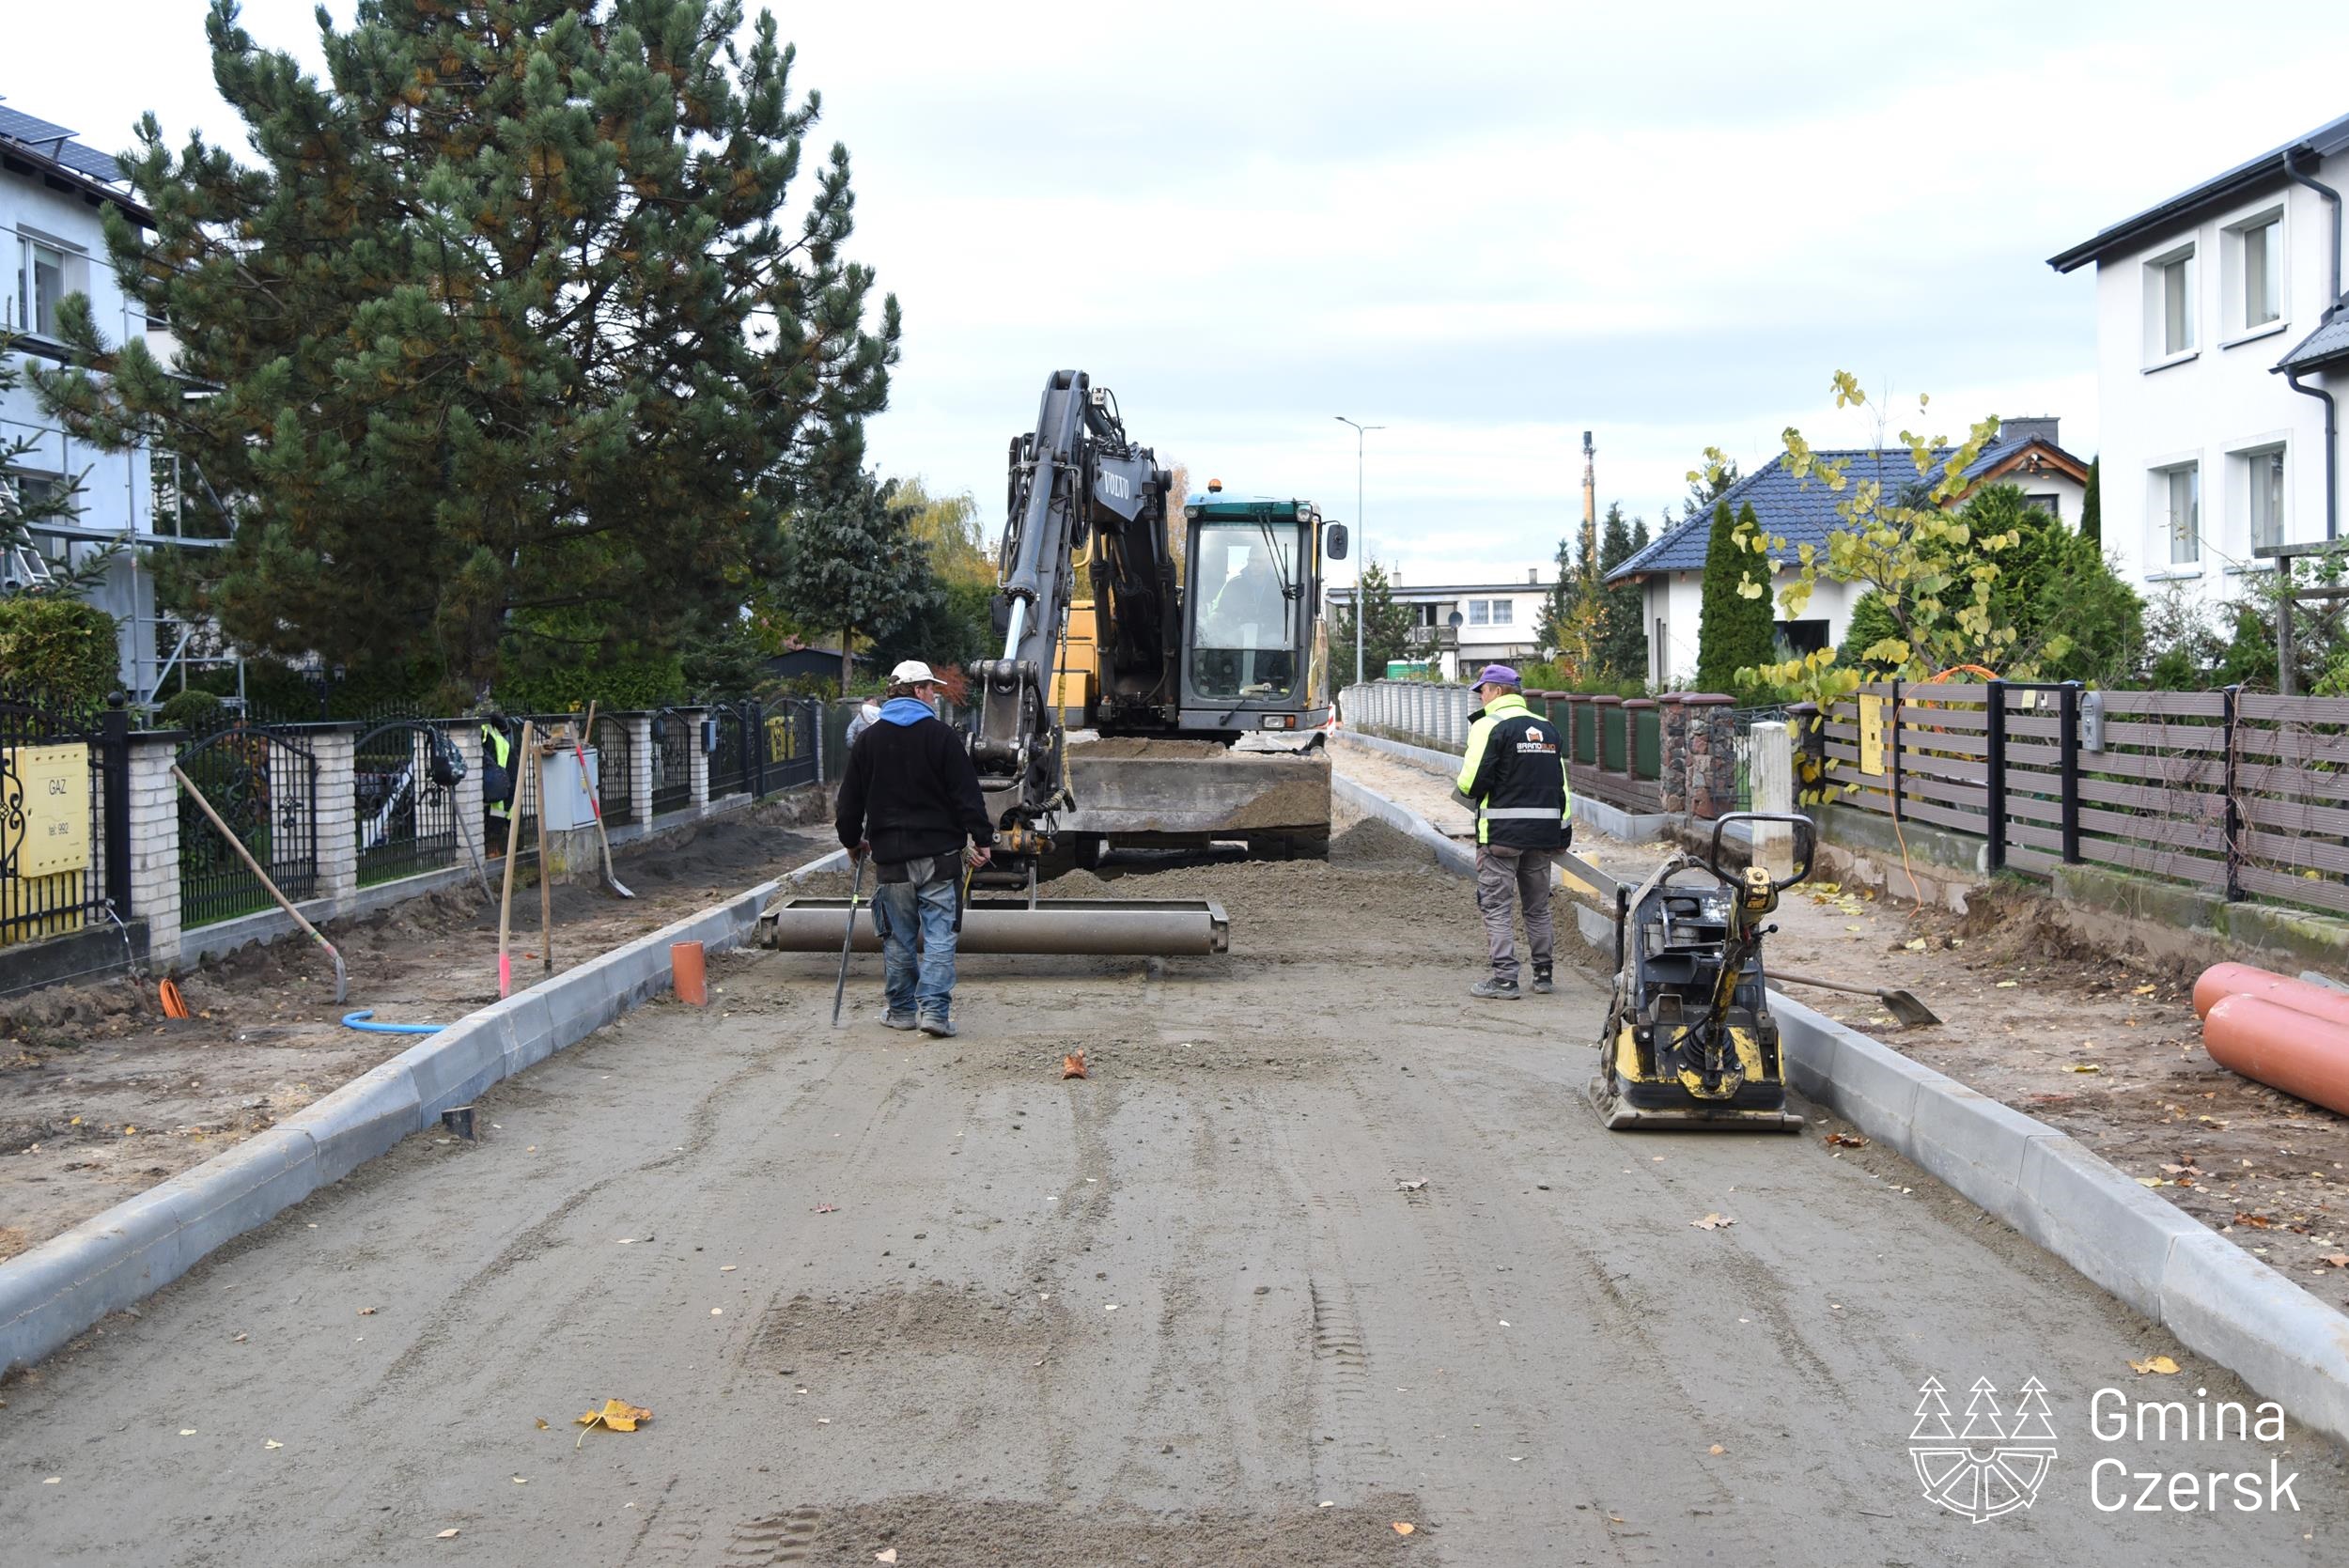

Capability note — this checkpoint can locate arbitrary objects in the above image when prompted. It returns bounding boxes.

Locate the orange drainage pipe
[2192,962,2349,1028]
[672,940,708,1007]
[2203,994,2349,1117]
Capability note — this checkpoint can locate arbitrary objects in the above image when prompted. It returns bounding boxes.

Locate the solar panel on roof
[0,102,129,185]
[55,142,124,182]
[0,103,79,145]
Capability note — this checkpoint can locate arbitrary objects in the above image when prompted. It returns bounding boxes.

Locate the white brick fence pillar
[311,726,359,909]
[448,722,486,877]
[126,733,183,968]
[1751,721,1795,880]
[684,706,711,808]
[627,713,655,826]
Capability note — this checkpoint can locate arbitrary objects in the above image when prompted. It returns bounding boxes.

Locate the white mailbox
[541,746,601,831]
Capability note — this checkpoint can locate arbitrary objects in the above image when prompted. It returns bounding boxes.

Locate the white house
[2048,111,2349,611]
[3,95,221,703]
[1608,422,2091,690]
[1327,568,1552,678]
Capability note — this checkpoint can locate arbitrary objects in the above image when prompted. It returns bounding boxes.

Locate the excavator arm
[970,371,1170,862]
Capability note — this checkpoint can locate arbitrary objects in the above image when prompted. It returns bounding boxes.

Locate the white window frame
[1489,598,1513,626]
[2146,457,2202,574]
[2024,492,2063,521]
[2141,241,2199,368]
[2229,439,2291,561]
[10,228,89,342]
[1467,598,1491,626]
[2219,205,2288,348]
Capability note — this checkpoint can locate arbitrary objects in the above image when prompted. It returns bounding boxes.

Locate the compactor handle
[1705,812,1815,892]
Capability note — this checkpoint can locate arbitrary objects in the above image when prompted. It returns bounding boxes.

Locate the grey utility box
[541,746,602,831]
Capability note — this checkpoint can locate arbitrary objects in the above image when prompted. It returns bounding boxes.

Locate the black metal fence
[354,722,464,886]
[763,700,819,791]
[649,709,693,815]
[177,721,320,928]
[2,694,131,948]
[1730,705,1791,811]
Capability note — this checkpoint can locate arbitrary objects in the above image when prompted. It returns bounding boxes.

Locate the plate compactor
[1591,813,1817,1133]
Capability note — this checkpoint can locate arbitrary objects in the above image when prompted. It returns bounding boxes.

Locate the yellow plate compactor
[1591,813,1817,1132]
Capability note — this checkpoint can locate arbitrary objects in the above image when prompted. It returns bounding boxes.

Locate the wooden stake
[172,765,349,1003]
[535,737,554,975]
[497,720,535,998]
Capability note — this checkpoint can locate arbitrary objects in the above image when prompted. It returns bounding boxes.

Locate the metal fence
[353,721,464,886]
[1818,682,2349,920]
[761,700,820,792]
[708,704,753,799]
[649,709,692,815]
[2,693,130,949]
[1730,706,1790,812]
[177,720,320,928]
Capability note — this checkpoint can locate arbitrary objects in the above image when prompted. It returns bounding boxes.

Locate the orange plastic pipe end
[2203,994,2349,1117]
[2194,961,2349,1027]
[672,940,708,1007]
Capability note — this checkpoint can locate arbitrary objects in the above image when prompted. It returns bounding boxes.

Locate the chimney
[2002,416,2060,448]
[1528,567,1538,584]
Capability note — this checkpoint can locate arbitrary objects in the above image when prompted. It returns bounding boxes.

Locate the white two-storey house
[4,95,221,703]
[2049,111,2349,609]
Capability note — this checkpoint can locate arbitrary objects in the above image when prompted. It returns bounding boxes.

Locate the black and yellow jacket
[1455,691,1572,848]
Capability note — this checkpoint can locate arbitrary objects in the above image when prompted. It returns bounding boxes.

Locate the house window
[2242,217,2280,328]
[13,237,71,338]
[2154,462,2201,566]
[1777,619,1830,656]
[2025,493,2062,521]
[1654,616,1668,686]
[2243,446,2287,555]
[1488,598,1513,626]
[1467,598,1490,626]
[2145,245,2196,360]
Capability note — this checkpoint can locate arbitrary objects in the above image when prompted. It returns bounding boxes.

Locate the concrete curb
[0,877,782,1376]
[1336,771,2349,1447]
[788,846,849,881]
[1333,730,1675,841]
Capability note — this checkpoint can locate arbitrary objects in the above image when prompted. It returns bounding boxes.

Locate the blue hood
[879,697,935,726]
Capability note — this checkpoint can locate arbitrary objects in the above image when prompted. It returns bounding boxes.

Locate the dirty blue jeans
[871,875,959,1022]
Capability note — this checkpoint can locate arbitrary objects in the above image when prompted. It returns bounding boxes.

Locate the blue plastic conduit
[340,1009,447,1035]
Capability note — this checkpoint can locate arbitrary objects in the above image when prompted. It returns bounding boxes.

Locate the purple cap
[1477,663,1520,687]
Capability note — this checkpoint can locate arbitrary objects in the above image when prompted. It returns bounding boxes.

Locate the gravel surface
[1336,742,2349,1308]
[3,821,2342,1563]
[0,798,830,1261]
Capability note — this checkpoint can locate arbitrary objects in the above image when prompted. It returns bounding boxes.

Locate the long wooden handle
[171,764,348,1002]
[534,743,553,973]
[497,721,535,996]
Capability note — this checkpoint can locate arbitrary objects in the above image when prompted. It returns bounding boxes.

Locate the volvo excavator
[760,369,1339,958]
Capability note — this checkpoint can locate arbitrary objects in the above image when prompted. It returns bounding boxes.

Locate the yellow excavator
[760,369,1337,958]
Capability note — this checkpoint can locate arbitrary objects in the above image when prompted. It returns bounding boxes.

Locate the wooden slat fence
[1817,681,2349,920]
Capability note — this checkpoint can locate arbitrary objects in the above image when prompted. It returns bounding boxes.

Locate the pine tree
[1331,560,1417,684]
[1532,533,1579,659]
[1695,501,1777,697]
[37,0,898,704]
[772,469,941,691]
[1593,505,1649,683]
[2079,456,2101,545]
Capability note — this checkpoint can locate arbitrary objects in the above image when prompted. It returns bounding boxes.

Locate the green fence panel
[1600,706,1627,772]
[1574,705,1597,765]
[1633,706,1661,779]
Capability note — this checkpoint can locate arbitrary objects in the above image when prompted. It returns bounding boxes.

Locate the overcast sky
[11,1,2347,588]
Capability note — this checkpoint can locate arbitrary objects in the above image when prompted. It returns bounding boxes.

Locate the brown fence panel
[2239,864,2349,916]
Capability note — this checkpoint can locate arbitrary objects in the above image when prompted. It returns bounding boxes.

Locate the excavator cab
[1178,489,1332,734]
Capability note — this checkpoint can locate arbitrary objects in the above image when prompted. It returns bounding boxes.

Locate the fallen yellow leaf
[2129,1356,2182,1375]
[1904,938,1927,952]
[265,1439,283,1451]
[1392,1522,1416,1535]
[576,1398,654,1446]
[536,1418,550,1430]
[2071,1063,2103,1074]
[1996,979,2019,988]
[2134,984,2156,995]
[437,1529,460,1539]
[1692,1213,1735,1231]
[1708,1443,1725,1455]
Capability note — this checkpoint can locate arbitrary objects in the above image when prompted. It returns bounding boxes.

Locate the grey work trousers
[1475,844,1554,984]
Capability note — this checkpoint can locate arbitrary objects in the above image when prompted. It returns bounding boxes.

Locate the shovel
[831,853,866,1028]
[1770,970,1942,1028]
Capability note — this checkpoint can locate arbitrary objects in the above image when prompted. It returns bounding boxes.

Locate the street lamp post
[1334,415,1384,686]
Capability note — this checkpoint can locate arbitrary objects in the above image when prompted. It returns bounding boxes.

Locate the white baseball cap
[891,660,937,685]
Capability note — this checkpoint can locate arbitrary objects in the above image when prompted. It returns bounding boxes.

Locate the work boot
[1469,976,1521,1001]
[918,1013,957,1038]
[1531,964,1554,995]
[882,1010,917,1031]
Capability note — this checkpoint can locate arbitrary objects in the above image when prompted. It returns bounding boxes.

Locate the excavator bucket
[758,896,1228,957]
[1058,738,1331,859]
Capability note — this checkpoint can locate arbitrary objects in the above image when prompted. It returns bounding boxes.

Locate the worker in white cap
[834,660,994,1035]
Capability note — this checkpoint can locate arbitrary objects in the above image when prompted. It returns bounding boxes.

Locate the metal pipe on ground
[760,898,1228,956]
[2203,994,2349,1117]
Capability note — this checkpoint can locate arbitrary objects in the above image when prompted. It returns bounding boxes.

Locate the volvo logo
[1099,473,1131,500]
